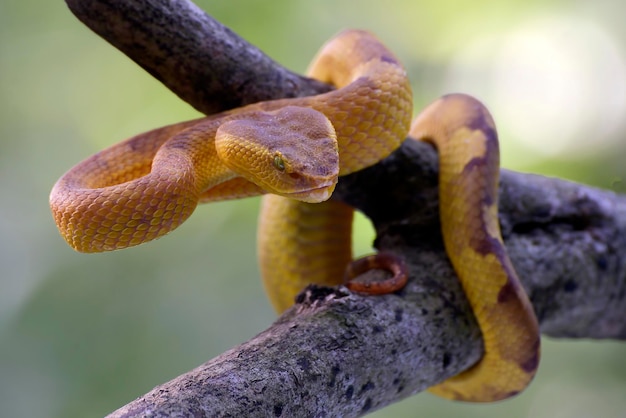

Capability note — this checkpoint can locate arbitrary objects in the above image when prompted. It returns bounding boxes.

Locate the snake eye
[273,155,285,171]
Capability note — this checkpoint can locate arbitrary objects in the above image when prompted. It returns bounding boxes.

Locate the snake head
[215,106,339,203]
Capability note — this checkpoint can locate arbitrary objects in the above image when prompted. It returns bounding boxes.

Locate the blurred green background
[1,0,625,417]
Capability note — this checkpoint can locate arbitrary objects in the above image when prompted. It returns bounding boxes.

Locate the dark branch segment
[65,0,332,115]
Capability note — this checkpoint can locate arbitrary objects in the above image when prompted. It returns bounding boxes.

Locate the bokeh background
[1,0,625,417]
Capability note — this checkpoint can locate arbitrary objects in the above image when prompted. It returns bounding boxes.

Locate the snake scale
[49,29,540,402]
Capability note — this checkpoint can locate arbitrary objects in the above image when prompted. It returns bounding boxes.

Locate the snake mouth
[281,182,336,203]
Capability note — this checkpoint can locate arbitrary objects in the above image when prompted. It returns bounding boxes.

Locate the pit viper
[49,29,539,402]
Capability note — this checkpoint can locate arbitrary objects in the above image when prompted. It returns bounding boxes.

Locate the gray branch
[65,0,626,416]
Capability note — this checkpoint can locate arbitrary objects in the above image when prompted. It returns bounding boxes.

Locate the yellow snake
[49,29,539,402]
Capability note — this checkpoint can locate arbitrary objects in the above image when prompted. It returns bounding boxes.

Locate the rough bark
[65,0,626,417]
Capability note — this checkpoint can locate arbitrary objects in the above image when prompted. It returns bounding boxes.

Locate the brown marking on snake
[464,107,497,138]
[497,277,522,304]
[502,390,520,398]
[521,339,541,373]
[380,54,399,64]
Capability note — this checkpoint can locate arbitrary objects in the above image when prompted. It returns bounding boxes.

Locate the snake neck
[153,118,240,193]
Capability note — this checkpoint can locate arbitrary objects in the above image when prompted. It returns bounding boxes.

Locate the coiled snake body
[50,30,539,402]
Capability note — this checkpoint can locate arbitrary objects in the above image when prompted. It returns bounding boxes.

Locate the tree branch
[64,0,626,416]
[65,0,332,115]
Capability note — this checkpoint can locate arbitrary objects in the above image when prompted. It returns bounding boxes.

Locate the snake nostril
[288,172,301,180]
